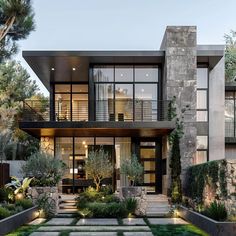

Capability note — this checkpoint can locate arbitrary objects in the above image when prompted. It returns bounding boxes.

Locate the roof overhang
[19,121,175,138]
[23,45,225,91]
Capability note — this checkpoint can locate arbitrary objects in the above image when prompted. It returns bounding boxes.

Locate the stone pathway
[29,216,190,236]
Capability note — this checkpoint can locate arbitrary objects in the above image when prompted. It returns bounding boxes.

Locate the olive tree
[120,154,143,186]
[85,149,113,191]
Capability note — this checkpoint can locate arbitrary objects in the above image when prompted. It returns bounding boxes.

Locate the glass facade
[54,84,88,121]
[93,65,159,121]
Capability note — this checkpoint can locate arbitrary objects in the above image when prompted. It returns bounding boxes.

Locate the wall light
[72,67,76,71]
[51,67,55,71]
[70,168,78,174]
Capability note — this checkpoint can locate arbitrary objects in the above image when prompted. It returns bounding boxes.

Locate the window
[225,91,236,137]
[197,68,208,122]
[54,84,88,121]
[196,67,209,164]
[93,65,159,122]
[195,136,208,164]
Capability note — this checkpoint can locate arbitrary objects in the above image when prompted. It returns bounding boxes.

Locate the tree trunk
[0,16,16,42]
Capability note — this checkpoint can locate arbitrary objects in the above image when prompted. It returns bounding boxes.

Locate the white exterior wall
[209,57,225,161]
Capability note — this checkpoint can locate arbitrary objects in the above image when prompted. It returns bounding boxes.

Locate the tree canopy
[225,30,236,82]
[0,0,35,61]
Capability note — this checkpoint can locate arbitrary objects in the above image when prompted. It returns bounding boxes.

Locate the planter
[28,186,59,214]
[120,186,147,216]
[120,186,145,198]
[0,206,38,235]
[179,206,236,236]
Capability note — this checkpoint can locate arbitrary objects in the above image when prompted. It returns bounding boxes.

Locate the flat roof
[23,45,224,91]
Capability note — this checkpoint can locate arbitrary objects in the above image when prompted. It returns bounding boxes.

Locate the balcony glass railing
[20,99,173,122]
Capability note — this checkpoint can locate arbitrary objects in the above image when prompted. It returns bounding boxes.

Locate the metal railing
[20,99,173,122]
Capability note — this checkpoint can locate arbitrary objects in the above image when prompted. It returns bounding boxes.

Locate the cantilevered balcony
[19,99,175,138]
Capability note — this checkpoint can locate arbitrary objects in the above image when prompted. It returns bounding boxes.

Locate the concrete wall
[5,160,25,179]
[209,57,225,161]
[225,145,236,160]
[160,26,197,184]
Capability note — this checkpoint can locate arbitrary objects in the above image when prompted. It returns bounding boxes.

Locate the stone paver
[28,218,46,225]
[77,218,118,225]
[45,217,75,225]
[30,233,59,236]
[148,217,189,225]
[37,226,151,232]
[70,233,117,236]
[124,233,153,236]
[123,218,146,225]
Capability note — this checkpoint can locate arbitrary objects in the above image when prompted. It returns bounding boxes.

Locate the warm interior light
[84,145,88,148]
[82,141,86,145]
[70,168,78,174]
[72,67,76,71]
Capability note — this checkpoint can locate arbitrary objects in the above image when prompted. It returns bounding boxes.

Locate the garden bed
[178,206,236,236]
[0,205,38,235]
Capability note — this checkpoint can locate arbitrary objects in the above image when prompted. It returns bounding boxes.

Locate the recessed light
[72,67,76,71]
[82,141,86,145]
[146,73,149,77]
[51,68,55,71]
[141,89,144,92]
[120,73,123,77]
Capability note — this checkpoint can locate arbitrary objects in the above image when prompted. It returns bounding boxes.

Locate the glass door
[138,139,162,193]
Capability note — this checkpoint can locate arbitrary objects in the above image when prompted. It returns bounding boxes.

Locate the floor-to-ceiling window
[93,65,159,121]
[54,84,88,121]
[55,137,131,194]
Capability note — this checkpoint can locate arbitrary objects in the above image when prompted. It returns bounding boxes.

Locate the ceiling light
[146,73,149,77]
[82,141,86,145]
[51,68,55,71]
[72,67,76,71]
[120,73,123,77]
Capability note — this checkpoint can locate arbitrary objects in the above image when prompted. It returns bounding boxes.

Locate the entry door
[138,139,162,193]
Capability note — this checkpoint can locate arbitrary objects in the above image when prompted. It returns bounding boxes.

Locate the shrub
[21,151,66,186]
[36,193,56,218]
[204,201,227,221]
[86,202,127,218]
[0,206,11,219]
[100,185,113,195]
[123,198,138,214]
[103,195,120,203]
[0,187,8,202]
[5,204,15,211]
[15,198,33,210]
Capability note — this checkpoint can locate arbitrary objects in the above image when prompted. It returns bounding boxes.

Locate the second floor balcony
[20,99,173,123]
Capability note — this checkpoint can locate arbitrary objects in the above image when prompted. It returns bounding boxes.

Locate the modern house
[19,26,225,195]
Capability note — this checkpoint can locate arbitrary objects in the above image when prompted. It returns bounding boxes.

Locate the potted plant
[120,154,144,198]
[21,151,66,215]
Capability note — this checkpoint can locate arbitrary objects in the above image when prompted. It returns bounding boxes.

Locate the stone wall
[40,137,54,155]
[160,26,197,187]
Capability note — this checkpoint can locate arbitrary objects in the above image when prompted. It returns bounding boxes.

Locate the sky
[15,0,236,95]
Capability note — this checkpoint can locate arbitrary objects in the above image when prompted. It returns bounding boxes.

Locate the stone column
[160,26,197,189]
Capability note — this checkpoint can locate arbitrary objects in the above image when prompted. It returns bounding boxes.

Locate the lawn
[150,224,208,236]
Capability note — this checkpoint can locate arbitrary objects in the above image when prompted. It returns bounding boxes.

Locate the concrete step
[59,202,76,207]
[57,209,78,214]
[146,208,170,213]
[146,211,169,217]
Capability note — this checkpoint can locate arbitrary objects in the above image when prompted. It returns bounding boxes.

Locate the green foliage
[169,132,182,203]
[120,154,144,186]
[0,0,35,61]
[21,151,66,186]
[150,224,208,236]
[85,149,113,191]
[0,187,8,202]
[5,176,33,196]
[123,197,138,214]
[186,160,227,204]
[36,192,56,218]
[0,206,11,219]
[225,31,236,82]
[204,201,227,221]
[15,198,33,210]
[85,202,127,218]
